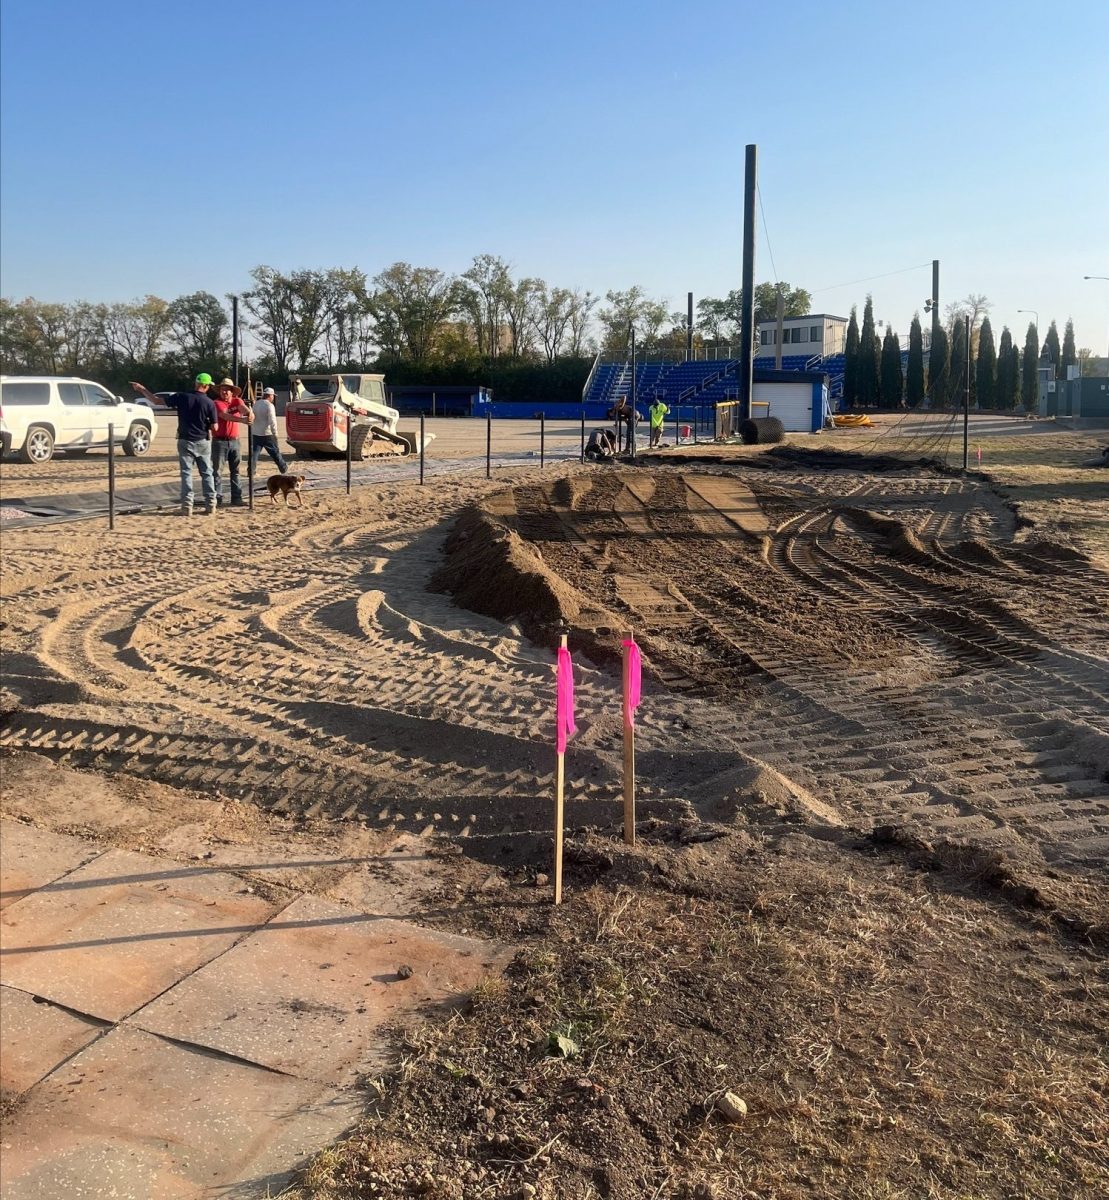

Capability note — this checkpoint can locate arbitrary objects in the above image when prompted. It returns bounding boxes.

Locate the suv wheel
[19,426,55,464]
[123,423,152,456]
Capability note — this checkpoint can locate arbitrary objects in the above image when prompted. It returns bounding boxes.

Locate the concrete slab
[0,819,102,910]
[0,984,106,1098]
[325,832,443,917]
[0,1024,362,1200]
[0,848,283,1021]
[133,893,510,1086]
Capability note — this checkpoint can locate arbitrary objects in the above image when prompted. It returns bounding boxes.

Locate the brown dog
[267,473,306,507]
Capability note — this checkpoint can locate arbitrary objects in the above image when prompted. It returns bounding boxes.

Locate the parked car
[0,375,159,464]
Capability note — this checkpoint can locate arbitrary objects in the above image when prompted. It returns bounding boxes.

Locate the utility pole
[925,259,940,405]
[774,285,784,370]
[963,313,970,470]
[738,144,757,423]
[686,292,694,362]
[231,295,240,386]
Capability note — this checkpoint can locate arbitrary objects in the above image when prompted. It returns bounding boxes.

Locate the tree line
[842,294,1092,410]
[1,256,816,402]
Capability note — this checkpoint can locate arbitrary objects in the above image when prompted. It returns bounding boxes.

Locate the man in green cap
[131,373,218,516]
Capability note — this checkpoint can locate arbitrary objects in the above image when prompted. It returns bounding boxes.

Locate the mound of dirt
[431,501,621,652]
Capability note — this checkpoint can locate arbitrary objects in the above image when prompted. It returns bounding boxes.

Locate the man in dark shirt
[131,373,218,516]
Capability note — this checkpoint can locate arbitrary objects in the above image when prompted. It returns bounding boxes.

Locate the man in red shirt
[210,378,253,507]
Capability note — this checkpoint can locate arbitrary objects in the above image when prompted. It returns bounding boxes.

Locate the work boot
[203,504,216,517]
[180,503,193,517]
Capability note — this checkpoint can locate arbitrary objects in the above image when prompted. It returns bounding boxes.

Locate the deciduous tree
[167,291,230,369]
[367,262,461,365]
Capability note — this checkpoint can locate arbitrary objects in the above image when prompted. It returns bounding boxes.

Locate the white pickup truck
[0,375,158,464]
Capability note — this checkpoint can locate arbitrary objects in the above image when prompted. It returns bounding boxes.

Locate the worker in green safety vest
[648,398,669,447]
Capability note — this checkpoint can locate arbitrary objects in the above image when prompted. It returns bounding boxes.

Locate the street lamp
[1017,308,1039,332]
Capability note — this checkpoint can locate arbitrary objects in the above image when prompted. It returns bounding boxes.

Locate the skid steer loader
[284,373,432,459]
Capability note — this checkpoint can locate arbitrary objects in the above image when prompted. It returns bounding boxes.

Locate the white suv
[0,376,158,464]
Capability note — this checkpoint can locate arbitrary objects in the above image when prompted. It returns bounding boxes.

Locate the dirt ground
[1,416,1107,1198]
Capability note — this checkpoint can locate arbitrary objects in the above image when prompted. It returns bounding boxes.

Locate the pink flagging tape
[622,638,642,728]
[556,645,577,754]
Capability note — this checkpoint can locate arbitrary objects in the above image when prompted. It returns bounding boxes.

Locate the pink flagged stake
[621,639,642,729]
[556,645,577,756]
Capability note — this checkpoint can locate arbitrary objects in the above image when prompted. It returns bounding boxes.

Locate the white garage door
[753,381,813,432]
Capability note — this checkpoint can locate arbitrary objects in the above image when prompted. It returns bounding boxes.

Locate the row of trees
[843,294,1092,410]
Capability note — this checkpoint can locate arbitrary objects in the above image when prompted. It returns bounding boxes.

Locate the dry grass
[282,828,1109,1199]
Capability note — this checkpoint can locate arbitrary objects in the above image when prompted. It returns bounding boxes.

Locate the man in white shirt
[250,387,289,473]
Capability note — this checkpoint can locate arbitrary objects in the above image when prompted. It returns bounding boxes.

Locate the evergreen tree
[858,295,880,407]
[996,327,1017,410]
[975,316,997,409]
[906,314,925,408]
[1044,320,1061,379]
[1061,318,1076,379]
[929,323,949,405]
[948,317,968,406]
[843,306,860,408]
[1021,322,1039,408]
[1008,343,1022,410]
[880,326,903,407]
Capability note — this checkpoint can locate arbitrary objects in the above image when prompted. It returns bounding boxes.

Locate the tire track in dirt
[2,476,684,835]
[503,467,1109,868]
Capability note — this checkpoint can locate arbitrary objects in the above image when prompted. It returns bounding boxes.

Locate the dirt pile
[431,499,622,654]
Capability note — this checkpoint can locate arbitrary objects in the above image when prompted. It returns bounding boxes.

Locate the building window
[811,325,820,342]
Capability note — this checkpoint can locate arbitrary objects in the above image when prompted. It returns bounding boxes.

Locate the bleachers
[584,354,834,410]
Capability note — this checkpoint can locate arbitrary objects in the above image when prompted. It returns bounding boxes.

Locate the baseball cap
[195,372,213,386]
[262,387,275,396]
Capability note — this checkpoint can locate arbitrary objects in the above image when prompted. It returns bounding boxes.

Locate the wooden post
[553,631,568,904]
[622,638,636,845]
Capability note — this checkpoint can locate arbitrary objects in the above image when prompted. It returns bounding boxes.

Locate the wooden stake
[553,632,568,904]
[622,639,636,845]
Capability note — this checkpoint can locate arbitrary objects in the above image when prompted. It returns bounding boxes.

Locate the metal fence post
[107,423,115,531]
[346,416,352,494]
[486,410,491,479]
[581,411,586,463]
[419,413,425,485]
[540,412,545,468]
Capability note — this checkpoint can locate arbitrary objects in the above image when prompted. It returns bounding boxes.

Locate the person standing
[250,386,288,474]
[606,396,637,453]
[210,378,252,507]
[648,398,670,447]
[131,373,218,516]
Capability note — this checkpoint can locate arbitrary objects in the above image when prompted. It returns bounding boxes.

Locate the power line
[755,183,779,286]
[810,262,932,295]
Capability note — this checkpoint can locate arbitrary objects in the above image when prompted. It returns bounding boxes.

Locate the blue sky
[2,0,1107,353]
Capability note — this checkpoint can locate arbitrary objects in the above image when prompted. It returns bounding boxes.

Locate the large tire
[739,417,785,445]
[122,422,153,456]
[19,425,55,464]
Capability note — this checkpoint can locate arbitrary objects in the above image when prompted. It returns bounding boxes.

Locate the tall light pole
[1017,308,1039,334]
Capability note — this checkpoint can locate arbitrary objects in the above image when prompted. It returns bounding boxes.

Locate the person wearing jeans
[250,386,288,474]
[131,373,218,515]
[210,378,252,507]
